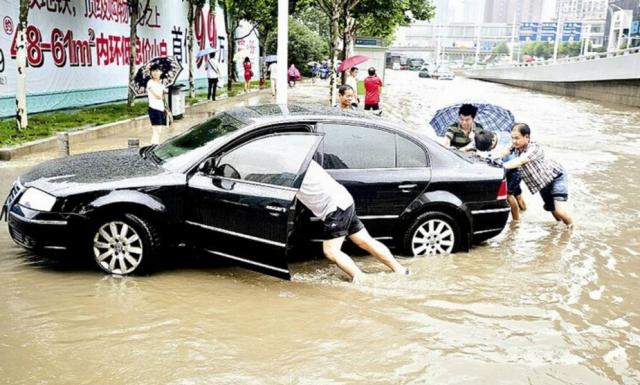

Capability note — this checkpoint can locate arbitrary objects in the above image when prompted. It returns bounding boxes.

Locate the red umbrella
[336,55,369,72]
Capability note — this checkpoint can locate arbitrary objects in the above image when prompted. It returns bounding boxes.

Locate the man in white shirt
[268,61,278,96]
[205,53,220,100]
[345,67,359,106]
[296,160,409,283]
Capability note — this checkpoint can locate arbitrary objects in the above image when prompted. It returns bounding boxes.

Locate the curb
[0,90,266,161]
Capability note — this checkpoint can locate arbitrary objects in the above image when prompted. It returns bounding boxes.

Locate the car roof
[221,104,415,136]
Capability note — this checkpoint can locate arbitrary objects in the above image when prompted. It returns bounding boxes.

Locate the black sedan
[3,105,509,279]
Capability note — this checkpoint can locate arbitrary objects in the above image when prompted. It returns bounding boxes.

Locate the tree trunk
[187,4,196,98]
[127,1,140,108]
[328,4,341,106]
[340,0,349,85]
[15,0,29,130]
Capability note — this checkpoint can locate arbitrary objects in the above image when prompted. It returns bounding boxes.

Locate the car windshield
[151,113,246,171]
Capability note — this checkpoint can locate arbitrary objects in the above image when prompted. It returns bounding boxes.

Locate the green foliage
[492,42,510,55]
[0,103,148,146]
[266,17,329,76]
[354,0,435,41]
[521,41,582,60]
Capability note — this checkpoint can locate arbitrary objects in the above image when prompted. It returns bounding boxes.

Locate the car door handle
[398,184,417,190]
[265,204,287,217]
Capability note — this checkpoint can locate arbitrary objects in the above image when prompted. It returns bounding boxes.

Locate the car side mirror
[198,157,217,174]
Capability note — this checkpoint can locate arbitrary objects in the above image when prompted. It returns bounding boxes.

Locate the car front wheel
[402,212,460,256]
[91,213,160,275]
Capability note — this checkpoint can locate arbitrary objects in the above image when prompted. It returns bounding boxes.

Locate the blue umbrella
[429,103,515,137]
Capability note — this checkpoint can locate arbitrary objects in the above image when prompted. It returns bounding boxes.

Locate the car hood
[19,148,185,196]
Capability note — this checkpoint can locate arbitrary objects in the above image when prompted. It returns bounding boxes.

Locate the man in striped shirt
[503,123,573,227]
[444,104,484,151]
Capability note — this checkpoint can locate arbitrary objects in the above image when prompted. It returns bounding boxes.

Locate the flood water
[1,71,639,384]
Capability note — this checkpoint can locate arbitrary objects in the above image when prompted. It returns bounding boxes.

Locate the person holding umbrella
[147,63,167,145]
[345,67,359,106]
[443,104,484,151]
[205,53,220,101]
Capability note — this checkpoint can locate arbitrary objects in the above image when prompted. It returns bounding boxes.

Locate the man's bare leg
[516,194,527,211]
[507,195,520,221]
[322,236,363,281]
[553,200,573,227]
[349,229,406,274]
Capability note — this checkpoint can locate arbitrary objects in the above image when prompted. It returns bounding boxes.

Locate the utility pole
[510,13,517,63]
[553,16,563,62]
[276,0,288,104]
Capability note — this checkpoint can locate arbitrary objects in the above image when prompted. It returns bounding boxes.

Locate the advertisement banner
[0,0,233,118]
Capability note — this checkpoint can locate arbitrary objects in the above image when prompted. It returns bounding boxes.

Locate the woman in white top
[146,64,167,145]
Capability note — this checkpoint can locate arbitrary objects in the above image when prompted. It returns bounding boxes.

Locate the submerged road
[1,71,639,384]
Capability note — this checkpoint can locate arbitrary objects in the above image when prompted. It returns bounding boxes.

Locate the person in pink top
[363,67,383,111]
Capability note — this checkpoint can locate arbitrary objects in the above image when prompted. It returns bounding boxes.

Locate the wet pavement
[1,72,639,384]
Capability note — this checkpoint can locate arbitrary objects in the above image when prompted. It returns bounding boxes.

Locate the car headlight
[18,188,57,212]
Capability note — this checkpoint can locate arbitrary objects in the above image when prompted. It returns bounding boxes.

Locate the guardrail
[479,47,640,70]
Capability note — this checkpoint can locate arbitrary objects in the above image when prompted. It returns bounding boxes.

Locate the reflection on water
[1,72,639,384]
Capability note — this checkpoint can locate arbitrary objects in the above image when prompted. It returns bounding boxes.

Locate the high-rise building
[484,0,545,23]
[554,0,607,21]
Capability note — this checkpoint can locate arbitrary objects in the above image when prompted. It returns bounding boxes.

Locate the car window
[397,135,428,167]
[319,124,395,169]
[152,113,246,171]
[214,134,317,188]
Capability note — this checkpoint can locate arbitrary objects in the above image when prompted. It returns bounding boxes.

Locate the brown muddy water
[0,72,638,384]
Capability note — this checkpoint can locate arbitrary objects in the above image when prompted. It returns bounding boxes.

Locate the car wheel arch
[397,192,472,252]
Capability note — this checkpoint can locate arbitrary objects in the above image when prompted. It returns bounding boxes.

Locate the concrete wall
[476,78,640,107]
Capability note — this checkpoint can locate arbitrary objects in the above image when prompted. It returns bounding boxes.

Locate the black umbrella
[129,56,183,97]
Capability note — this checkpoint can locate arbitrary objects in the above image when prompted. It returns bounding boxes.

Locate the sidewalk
[0,76,418,162]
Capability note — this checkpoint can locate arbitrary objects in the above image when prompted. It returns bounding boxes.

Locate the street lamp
[608,3,633,51]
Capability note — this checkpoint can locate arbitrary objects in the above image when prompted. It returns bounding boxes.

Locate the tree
[317,0,344,105]
[127,0,151,108]
[492,42,510,55]
[15,0,29,130]
[266,17,329,76]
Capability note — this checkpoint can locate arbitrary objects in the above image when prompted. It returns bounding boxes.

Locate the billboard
[519,22,540,42]
[539,22,557,43]
[0,0,240,118]
[562,22,582,42]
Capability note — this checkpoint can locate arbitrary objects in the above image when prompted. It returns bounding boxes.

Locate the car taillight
[497,179,507,200]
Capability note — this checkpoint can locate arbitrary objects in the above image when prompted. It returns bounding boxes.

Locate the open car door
[186,133,323,279]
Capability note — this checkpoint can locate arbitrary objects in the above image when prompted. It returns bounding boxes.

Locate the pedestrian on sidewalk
[345,67,359,106]
[205,53,220,101]
[268,61,278,96]
[475,129,527,221]
[146,64,167,145]
[502,123,573,227]
[243,57,253,93]
[363,67,383,112]
[296,160,410,283]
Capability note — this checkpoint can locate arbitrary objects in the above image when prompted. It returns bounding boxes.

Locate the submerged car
[418,65,431,78]
[3,105,509,279]
[432,65,455,80]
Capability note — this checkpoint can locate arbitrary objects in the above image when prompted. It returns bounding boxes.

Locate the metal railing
[479,46,640,70]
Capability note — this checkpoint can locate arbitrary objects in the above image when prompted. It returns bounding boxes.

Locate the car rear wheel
[91,213,160,275]
[402,212,460,256]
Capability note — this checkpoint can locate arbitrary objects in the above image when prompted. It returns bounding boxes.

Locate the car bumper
[7,204,75,251]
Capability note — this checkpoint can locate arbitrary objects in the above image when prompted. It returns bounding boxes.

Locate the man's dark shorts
[539,172,569,212]
[364,103,380,111]
[506,169,522,196]
[323,204,365,240]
